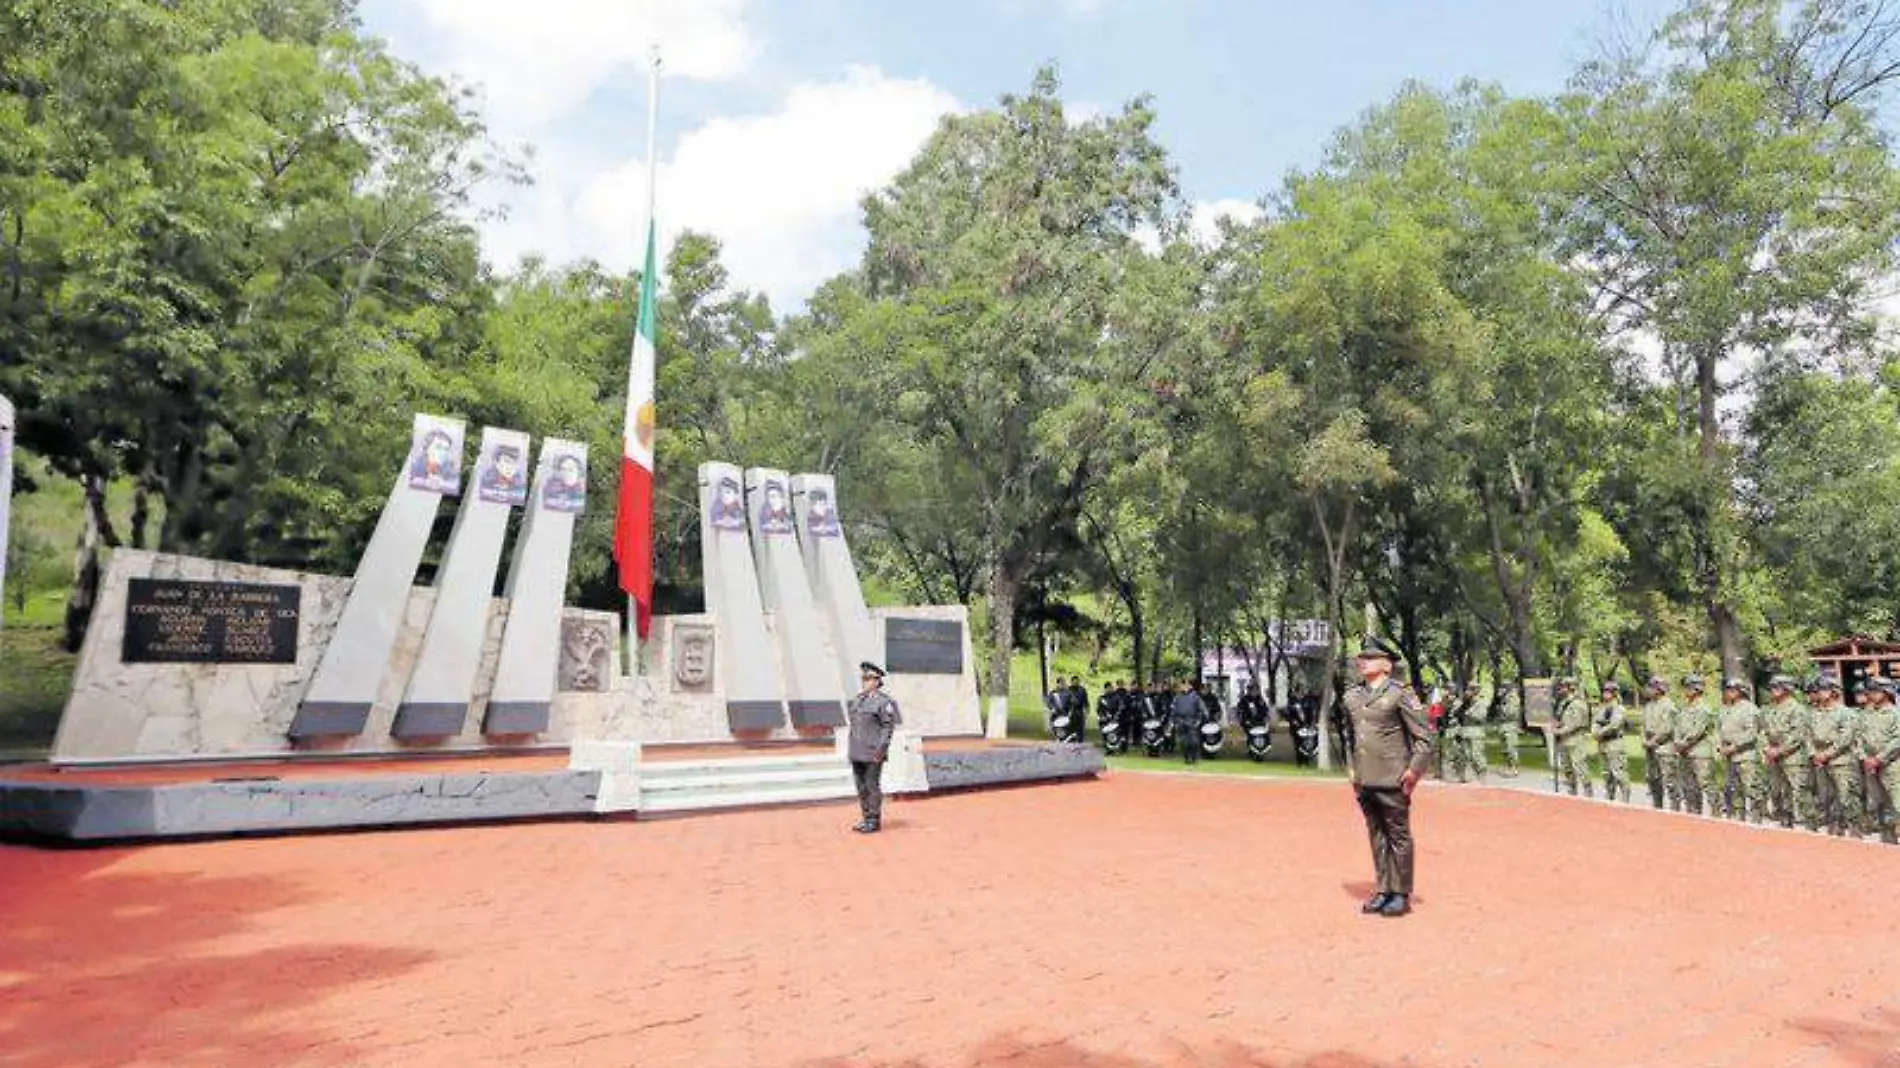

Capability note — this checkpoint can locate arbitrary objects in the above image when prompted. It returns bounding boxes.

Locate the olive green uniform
[1855,700,1900,845]
[1758,695,1810,829]
[1808,698,1862,837]
[1553,692,1595,798]
[1641,696,1679,811]
[1594,699,1630,802]
[1673,695,1717,816]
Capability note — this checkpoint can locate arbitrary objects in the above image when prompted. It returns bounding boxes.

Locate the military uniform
[1807,679,1861,837]
[1170,685,1207,765]
[1758,679,1810,829]
[1344,644,1434,917]
[846,662,902,833]
[1854,679,1900,845]
[1640,681,1679,811]
[1673,678,1717,816]
[1552,683,1594,798]
[1497,690,1522,777]
[1594,686,1630,803]
[1715,680,1764,824]
[1453,687,1490,782]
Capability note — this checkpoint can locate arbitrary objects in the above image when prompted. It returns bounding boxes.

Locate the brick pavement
[2,774,1898,1068]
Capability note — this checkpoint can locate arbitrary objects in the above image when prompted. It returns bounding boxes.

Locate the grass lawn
[0,592,75,758]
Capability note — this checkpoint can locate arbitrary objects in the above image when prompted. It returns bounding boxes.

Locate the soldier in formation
[1641,676,1679,811]
[1442,682,1490,783]
[1758,675,1810,830]
[1715,677,1764,824]
[1808,676,1859,837]
[1495,686,1522,777]
[1552,677,1595,797]
[1673,675,1717,816]
[1856,676,1900,845]
[1594,680,1630,803]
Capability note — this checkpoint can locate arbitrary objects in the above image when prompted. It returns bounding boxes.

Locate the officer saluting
[847,661,902,834]
[1343,640,1434,918]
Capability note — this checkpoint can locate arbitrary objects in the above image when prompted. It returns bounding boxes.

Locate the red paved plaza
[3,774,1898,1067]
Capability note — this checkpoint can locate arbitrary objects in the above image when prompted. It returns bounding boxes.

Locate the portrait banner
[406,413,466,496]
[475,427,531,507]
[708,472,746,531]
[803,484,841,539]
[758,476,794,535]
[539,439,589,514]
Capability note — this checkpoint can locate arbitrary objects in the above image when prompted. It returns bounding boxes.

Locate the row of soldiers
[1542,672,1900,842]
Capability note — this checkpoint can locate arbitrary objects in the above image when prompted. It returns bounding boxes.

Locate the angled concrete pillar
[291,414,465,738]
[746,468,845,728]
[700,461,784,731]
[791,473,876,694]
[484,439,586,735]
[391,427,528,738]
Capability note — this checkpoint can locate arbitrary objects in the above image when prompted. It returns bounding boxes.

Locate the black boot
[1378,894,1411,917]
[1360,892,1391,914]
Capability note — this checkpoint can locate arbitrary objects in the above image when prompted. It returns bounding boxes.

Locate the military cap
[858,661,886,680]
[1645,674,1669,691]
[1721,676,1748,692]
[1601,679,1620,694]
[1555,676,1576,689]
[1864,676,1896,696]
[1804,675,1836,694]
[1354,639,1397,661]
[1767,674,1796,691]
[1681,673,1705,689]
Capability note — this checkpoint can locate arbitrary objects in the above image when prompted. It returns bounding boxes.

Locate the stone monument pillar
[700,461,785,730]
[484,439,586,734]
[746,468,844,728]
[291,414,464,738]
[0,393,12,640]
[392,427,529,738]
[790,473,875,694]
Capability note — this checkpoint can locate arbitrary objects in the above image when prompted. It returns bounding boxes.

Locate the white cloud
[487,66,961,308]
[1186,198,1265,245]
[402,0,756,129]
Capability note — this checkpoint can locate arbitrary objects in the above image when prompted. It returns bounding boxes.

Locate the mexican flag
[614,223,658,638]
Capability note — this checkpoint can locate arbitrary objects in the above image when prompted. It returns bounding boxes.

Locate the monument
[0,393,13,639]
[3,412,1099,842]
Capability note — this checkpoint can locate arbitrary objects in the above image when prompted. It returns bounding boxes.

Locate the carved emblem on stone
[558,617,613,692]
[672,625,714,692]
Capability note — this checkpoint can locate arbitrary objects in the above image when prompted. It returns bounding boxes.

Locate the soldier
[1096,683,1122,745]
[1673,674,1717,817]
[1715,677,1764,823]
[1595,680,1631,803]
[1807,676,1861,837]
[1758,675,1810,830]
[1458,682,1491,782]
[1045,676,1069,737]
[1171,677,1208,765]
[1640,675,1679,811]
[1343,641,1433,918]
[1855,676,1900,845]
[1552,678,1595,798]
[1496,686,1523,777]
[1065,677,1091,743]
[846,661,901,834]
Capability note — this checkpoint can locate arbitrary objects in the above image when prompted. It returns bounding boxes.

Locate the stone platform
[0,739,1103,844]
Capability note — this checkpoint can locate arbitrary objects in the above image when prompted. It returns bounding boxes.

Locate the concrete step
[640,766,852,793]
[639,754,844,780]
[639,778,857,814]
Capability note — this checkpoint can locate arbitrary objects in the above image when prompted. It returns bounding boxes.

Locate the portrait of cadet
[806,487,842,538]
[477,441,529,507]
[541,451,588,513]
[709,475,746,530]
[406,416,465,496]
[760,479,794,534]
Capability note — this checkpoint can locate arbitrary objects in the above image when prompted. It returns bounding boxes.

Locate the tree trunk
[129,486,150,549]
[62,474,119,653]
[984,564,1020,701]
[1037,617,1049,698]
[1128,608,1145,687]
[1694,344,1746,675]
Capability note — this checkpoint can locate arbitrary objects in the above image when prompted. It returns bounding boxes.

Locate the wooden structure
[1807,636,1900,693]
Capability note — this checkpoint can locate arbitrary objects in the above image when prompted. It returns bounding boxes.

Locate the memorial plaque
[1521,677,1555,728]
[123,578,300,664]
[884,617,964,675]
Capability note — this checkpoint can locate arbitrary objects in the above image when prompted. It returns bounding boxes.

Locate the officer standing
[1552,678,1595,798]
[1640,676,1679,811]
[1046,676,1069,738]
[1458,682,1491,782]
[1496,686,1523,777]
[846,661,901,834]
[1758,675,1810,830]
[1673,675,1717,817]
[1096,683,1121,746]
[1594,681,1631,803]
[1171,678,1207,766]
[1237,681,1270,732]
[1715,677,1764,824]
[1855,676,1900,845]
[1344,642,1433,918]
[1807,676,1860,837]
[1065,677,1090,744]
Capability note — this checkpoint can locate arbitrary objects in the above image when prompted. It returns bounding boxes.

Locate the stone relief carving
[558,618,614,692]
[672,624,715,692]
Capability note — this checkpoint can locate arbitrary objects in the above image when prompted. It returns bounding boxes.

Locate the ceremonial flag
[614,224,659,638]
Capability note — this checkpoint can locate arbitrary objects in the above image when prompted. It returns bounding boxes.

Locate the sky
[359,0,1678,311]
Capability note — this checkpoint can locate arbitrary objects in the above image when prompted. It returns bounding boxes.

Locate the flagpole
[628,46,661,680]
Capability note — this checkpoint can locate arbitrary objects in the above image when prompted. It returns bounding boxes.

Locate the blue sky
[360,0,1676,309]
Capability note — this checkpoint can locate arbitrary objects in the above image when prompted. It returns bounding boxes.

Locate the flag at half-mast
[614,223,659,637]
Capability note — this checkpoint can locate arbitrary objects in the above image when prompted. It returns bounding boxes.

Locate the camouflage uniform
[1640,683,1679,811]
[1553,682,1595,798]
[1497,689,1522,777]
[1594,686,1631,803]
[1672,678,1717,817]
[1715,681,1764,824]
[1855,680,1900,845]
[1458,686,1490,781]
[1807,680,1862,837]
[1757,680,1811,830]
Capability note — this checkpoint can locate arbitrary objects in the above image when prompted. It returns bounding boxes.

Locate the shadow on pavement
[1785,1008,1900,1068]
[0,848,434,1067]
[798,1034,1411,1067]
